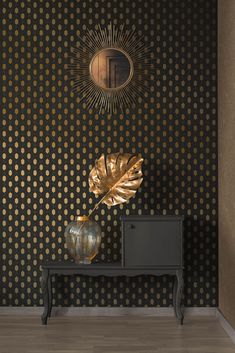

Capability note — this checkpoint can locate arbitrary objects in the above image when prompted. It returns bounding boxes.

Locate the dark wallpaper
[0,0,217,307]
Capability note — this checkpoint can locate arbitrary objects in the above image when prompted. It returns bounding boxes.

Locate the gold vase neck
[77,216,89,222]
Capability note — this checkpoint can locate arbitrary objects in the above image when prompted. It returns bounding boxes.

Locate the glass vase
[64,216,101,264]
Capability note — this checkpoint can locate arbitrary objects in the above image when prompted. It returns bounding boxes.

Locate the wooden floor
[0,316,234,353]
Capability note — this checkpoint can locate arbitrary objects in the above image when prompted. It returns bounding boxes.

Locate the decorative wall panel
[0,0,217,307]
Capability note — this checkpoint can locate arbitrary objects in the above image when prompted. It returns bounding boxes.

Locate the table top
[42,261,183,271]
[42,261,121,269]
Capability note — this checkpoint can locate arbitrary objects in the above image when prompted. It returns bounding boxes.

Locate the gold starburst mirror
[69,23,152,114]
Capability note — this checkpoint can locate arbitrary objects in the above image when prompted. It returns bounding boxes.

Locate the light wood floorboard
[0,316,234,353]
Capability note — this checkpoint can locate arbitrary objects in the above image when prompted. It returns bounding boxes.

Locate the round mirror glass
[90,48,133,90]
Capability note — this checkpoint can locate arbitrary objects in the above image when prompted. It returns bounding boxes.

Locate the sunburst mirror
[69,23,152,114]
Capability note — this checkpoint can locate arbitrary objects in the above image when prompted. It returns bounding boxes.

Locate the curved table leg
[48,275,53,318]
[41,269,50,325]
[173,270,184,325]
[173,275,177,317]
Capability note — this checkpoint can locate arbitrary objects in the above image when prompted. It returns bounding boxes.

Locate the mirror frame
[89,47,134,91]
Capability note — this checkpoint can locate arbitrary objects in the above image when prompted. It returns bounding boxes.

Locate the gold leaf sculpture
[88,152,143,216]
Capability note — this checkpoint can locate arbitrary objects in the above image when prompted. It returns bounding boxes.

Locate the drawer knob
[128,224,135,230]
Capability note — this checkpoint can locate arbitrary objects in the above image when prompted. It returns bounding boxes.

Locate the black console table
[41,262,184,325]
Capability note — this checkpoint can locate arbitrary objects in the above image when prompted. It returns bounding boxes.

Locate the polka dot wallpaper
[0,0,217,307]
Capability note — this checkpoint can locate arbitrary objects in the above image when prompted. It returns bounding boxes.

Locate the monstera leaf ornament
[88,152,143,216]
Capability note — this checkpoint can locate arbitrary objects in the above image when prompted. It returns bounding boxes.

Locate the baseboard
[0,307,42,316]
[216,309,235,344]
[0,306,216,317]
